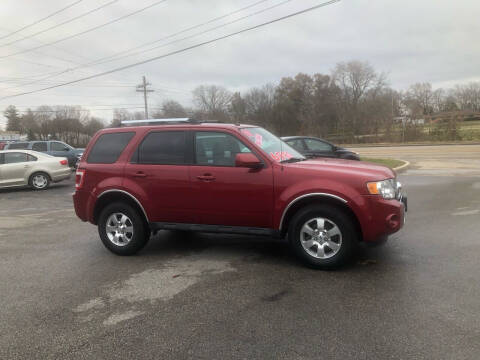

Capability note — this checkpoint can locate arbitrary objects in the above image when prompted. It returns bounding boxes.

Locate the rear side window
[137,131,187,165]
[51,142,69,151]
[87,132,135,164]
[32,142,47,151]
[7,142,28,149]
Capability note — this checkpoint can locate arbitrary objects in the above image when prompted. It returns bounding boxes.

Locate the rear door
[303,138,336,158]
[124,130,193,223]
[189,131,273,228]
[0,152,31,187]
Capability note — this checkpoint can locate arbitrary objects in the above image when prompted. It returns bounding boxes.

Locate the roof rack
[120,118,221,126]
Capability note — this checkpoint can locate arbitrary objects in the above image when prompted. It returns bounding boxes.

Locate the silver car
[0,150,71,190]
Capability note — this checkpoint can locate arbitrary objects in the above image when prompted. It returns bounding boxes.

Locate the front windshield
[240,127,305,162]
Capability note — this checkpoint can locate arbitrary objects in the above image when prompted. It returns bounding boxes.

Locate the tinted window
[286,139,306,151]
[138,131,186,165]
[195,132,251,166]
[5,152,28,164]
[304,139,333,152]
[32,142,48,151]
[51,142,69,151]
[7,142,28,150]
[87,132,135,164]
[27,154,37,162]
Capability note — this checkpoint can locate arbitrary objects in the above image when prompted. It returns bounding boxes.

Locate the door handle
[196,174,216,181]
[133,171,148,178]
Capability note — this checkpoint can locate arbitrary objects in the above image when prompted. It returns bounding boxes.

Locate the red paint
[73,124,405,242]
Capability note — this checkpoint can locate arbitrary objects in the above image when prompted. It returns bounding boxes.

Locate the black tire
[288,204,358,269]
[98,202,149,255]
[29,172,50,190]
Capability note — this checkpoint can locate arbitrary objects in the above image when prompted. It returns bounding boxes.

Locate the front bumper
[360,194,407,243]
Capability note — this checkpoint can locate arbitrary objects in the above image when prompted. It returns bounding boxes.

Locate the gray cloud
[1,0,479,129]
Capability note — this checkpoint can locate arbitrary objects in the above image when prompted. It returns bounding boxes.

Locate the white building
[0,131,27,141]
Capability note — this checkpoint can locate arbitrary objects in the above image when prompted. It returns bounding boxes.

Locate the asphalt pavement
[1,145,480,359]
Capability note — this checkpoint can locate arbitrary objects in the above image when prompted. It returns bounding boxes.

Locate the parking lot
[1,145,480,359]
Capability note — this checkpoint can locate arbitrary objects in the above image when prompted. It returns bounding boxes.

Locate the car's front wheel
[98,202,149,255]
[288,204,357,269]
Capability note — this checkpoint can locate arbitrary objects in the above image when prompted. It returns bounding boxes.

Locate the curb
[345,142,480,148]
[393,160,410,172]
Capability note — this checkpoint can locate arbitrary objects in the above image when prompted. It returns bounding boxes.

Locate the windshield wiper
[280,157,306,163]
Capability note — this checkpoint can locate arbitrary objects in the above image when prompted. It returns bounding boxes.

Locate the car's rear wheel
[288,204,357,269]
[98,202,149,255]
[29,172,50,190]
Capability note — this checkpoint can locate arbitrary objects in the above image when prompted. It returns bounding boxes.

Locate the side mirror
[235,153,263,169]
[63,147,70,152]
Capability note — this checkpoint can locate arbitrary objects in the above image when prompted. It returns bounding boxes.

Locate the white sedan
[0,150,71,190]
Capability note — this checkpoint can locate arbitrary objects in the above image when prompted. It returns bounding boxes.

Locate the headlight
[367,179,397,199]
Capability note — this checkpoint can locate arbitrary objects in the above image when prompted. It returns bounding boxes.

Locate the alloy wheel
[106,213,134,246]
[299,217,342,259]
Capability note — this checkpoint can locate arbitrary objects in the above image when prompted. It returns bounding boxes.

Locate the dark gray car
[4,141,84,168]
[281,136,360,160]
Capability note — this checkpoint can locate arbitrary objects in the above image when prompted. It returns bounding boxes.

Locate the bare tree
[452,82,480,111]
[406,82,433,116]
[161,100,188,118]
[230,92,246,123]
[331,60,386,140]
[192,85,232,121]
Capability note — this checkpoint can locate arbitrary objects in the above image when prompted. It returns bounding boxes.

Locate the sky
[0,0,479,129]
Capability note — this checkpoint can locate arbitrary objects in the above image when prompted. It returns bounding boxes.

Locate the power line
[0,0,119,49]
[0,26,95,67]
[89,0,294,67]
[80,0,271,67]
[3,0,284,90]
[0,0,340,101]
[0,0,167,57]
[0,1,83,41]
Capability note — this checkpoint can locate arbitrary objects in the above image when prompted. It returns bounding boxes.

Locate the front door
[189,131,273,228]
[124,130,193,223]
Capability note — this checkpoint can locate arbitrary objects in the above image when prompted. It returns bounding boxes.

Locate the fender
[94,189,149,222]
[279,192,347,231]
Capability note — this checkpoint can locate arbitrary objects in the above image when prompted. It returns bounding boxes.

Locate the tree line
[4,60,480,145]
[3,105,104,147]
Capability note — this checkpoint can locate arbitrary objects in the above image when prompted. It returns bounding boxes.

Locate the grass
[360,157,405,169]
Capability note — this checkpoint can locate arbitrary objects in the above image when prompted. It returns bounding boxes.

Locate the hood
[285,157,395,181]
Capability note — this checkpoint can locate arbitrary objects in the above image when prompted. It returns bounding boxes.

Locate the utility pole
[136,76,154,119]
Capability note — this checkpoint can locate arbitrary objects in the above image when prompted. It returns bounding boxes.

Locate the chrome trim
[121,118,190,125]
[97,189,149,222]
[279,193,348,231]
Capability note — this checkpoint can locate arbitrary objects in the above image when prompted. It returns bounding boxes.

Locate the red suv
[73,120,406,269]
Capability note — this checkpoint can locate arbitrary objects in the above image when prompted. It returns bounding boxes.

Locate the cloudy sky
[0,0,479,129]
